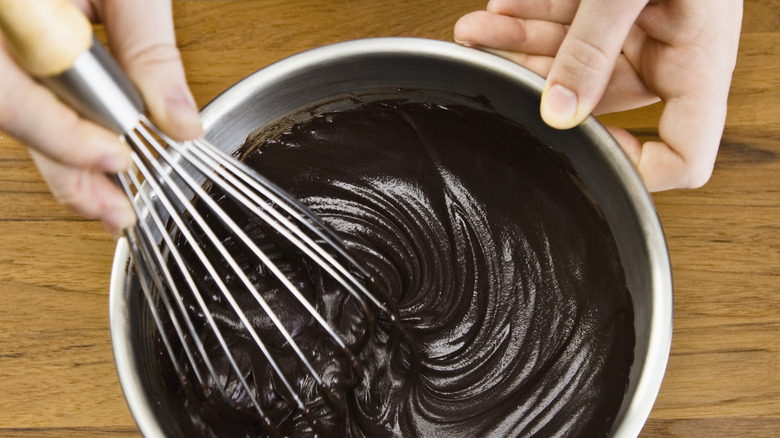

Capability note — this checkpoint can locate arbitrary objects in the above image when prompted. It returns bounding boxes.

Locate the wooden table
[0,1,777,436]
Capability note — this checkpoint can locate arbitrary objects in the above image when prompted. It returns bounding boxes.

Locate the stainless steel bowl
[110,37,673,438]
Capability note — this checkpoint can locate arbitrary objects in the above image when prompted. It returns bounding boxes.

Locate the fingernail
[541,84,579,130]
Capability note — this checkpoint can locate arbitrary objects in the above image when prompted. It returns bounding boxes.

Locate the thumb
[541,0,647,129]
[98,0,202,141]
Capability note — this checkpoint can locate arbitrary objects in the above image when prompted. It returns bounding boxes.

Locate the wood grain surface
[0,1,778,436]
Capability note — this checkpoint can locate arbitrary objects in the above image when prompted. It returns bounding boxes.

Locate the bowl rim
[110,37,672,438]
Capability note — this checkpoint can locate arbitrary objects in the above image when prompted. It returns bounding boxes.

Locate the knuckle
[680,142,718,189]
[124,42,182,72]
[683,162,714,189]
[50,172,89,212]
[43,112,94,166]
[564,35,613,77]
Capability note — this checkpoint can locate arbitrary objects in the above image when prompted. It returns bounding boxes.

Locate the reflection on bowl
[110,38,672,438]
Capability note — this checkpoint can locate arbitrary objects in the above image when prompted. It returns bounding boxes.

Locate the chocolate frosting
[155,97,634,437]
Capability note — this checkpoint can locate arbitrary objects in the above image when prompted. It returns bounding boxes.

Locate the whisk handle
[0,0,92,77]
[0,0,144,134]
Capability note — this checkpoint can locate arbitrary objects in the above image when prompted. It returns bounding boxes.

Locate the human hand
[454,0,742,191]
[0,0,201,235]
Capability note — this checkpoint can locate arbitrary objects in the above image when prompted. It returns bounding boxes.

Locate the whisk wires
[117,116,384,434]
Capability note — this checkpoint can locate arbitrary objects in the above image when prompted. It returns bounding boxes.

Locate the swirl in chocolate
[157,97,634,437]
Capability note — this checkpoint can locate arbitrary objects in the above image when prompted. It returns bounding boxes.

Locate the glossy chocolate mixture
[155,97,635,437]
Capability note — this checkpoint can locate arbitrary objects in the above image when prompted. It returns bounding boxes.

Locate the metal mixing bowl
[110,37,672,437]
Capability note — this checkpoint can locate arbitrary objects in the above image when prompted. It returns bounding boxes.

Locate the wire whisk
[122,115,391,435]
[0,1,391,435]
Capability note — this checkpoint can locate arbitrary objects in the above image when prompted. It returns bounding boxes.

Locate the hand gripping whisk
[0,1,391,435]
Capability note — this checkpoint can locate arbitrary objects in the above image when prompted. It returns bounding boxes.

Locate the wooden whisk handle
[0,0,93,77]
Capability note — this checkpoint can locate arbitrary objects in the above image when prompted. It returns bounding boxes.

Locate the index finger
[487,0,581,23]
